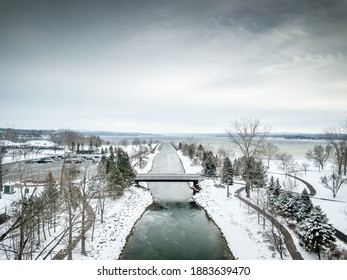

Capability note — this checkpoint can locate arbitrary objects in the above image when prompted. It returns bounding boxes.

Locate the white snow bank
[177,150,289,259]
[73,186,153,260]
[71,144,161,259]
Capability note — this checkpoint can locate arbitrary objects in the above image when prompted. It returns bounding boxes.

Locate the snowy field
[267,161,347,235]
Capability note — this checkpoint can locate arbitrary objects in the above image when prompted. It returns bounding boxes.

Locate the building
[3,181,15,194]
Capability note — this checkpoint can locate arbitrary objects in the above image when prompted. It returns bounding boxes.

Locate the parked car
[36,158,47,164]
[83,156,97,162]
[73,158,82,164]
[65,157,82,164]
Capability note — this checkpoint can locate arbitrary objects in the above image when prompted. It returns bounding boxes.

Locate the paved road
[287,174,316,196]
[3,160,97,183]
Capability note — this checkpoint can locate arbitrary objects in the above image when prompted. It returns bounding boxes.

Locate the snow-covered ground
[0,144,161,260]
[1,140,156,165]
[267,160,347,235]
[177,151,290,259]
[71,146,160,260]
[2,142,347,260]
[177,150,347,260]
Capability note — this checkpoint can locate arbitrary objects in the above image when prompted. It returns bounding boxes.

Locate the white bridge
[135,173,201,183]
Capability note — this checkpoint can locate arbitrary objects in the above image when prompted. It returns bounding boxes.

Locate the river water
[120,143,233,260]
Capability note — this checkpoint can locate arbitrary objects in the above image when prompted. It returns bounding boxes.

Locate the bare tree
[135,146,149,169]
[227,118,270,197]
[282,176,297,193]
[275,152,294,175]
[261,142,279,168]
[320,173,347,199]
[92,160,109,223]
[61,164,81,260]
[306,144,332,172]
[263,222,287,259]
[119,138,129,148]
[2,128,18,142]
[80,168,88,255]
[0,184,51,260]
[325,121,347,175]
[132,138,141,146]
[301,162,310,175]
[79,164,95,256]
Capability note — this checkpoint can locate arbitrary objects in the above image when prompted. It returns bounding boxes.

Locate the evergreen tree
[267,176,281,207]
[238,156,267,190]
[109,146,114,161]
[71,141,76,152]
[99,155,110,174]
[275,178,281,191]
[221,157,234,185]
[96,148,135,198]
[233,158,241,177]
[267,176,275,199]
[107,162,125,199]
[294,189,313,222]
[197,144,205,161]
[273,179,281,200]
[250,160,267,189]
[115,148,135,186]
[187,144,196,160]
[204,151,217,177]
[299,206,336,260]
[88,139,94,153]
[276,192,296,218]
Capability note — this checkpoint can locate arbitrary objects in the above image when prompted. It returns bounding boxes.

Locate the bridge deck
[135,173,201,183]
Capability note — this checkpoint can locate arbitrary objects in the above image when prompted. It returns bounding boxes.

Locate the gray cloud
[1,0,347,133]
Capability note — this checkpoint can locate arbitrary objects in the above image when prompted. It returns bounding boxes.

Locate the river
[120,143,233,260]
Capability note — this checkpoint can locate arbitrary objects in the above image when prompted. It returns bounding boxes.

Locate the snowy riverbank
[177,151,289,259]
[177,150,347,260]
[70,145,161,260]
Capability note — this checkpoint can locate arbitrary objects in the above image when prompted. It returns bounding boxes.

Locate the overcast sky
[1,0,346,134]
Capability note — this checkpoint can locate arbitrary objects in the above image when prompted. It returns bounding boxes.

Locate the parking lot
[3,157,98,183]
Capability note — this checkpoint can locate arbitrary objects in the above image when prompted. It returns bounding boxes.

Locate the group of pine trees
[266,176,337,260]
[179,142,268,188]
[179,142,218,176]
[96,147,136,199]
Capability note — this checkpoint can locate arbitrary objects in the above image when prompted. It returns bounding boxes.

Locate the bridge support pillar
[193,181,201,195]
